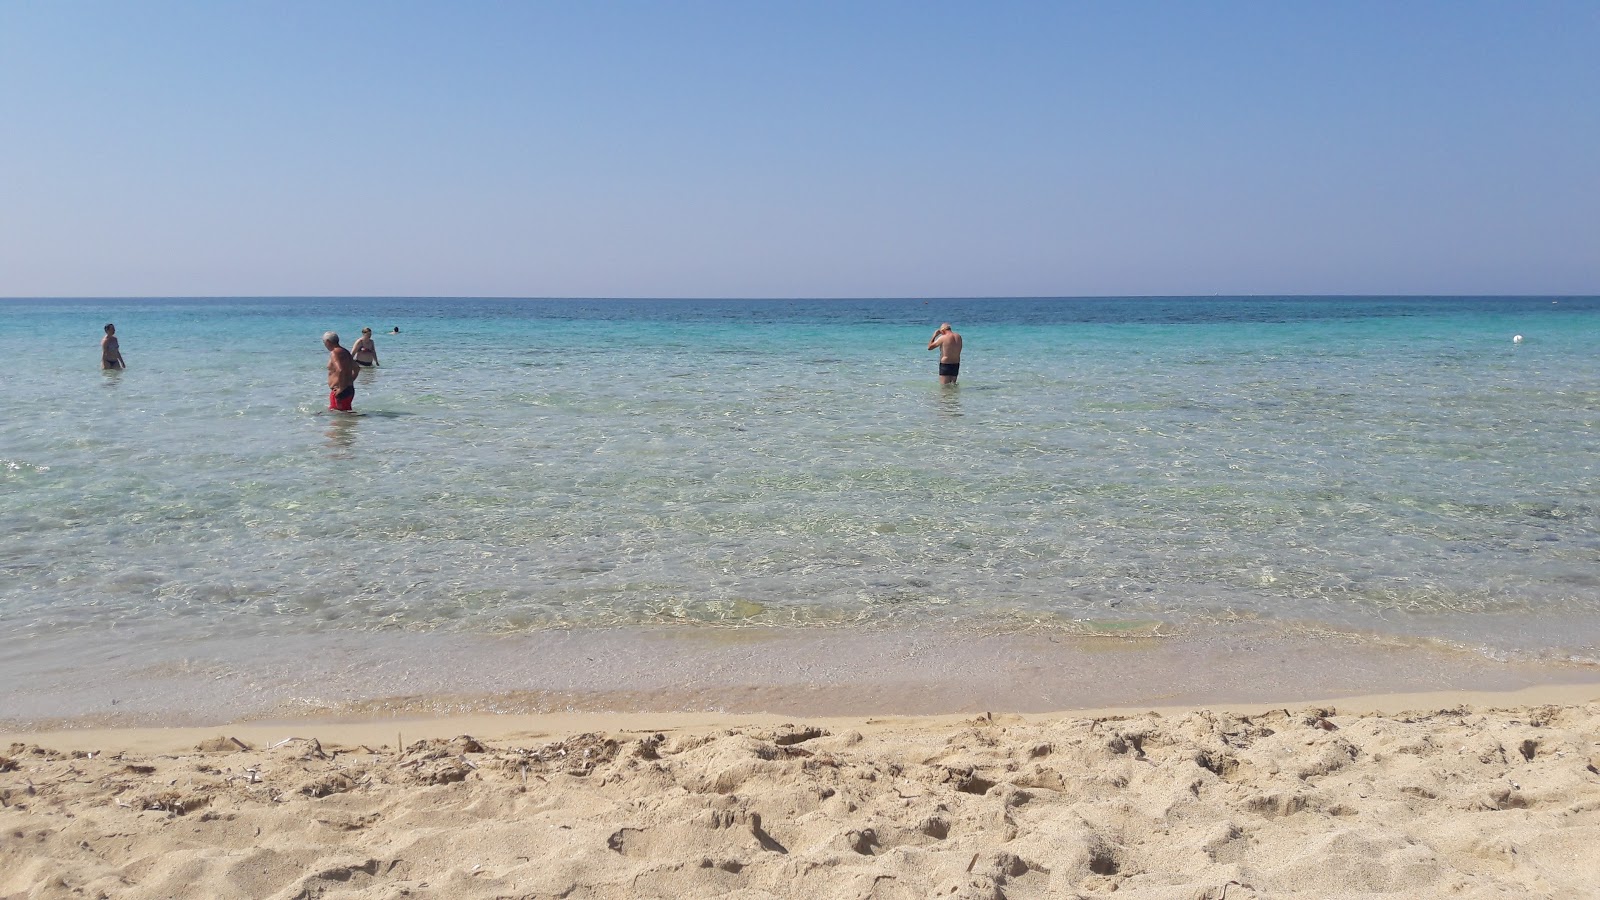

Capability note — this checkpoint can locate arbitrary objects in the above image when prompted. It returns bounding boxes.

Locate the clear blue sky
[2,1,1596,297]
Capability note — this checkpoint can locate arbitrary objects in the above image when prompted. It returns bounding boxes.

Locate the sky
[1,1,1596,298]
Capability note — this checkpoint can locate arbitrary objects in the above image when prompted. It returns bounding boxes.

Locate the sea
[2,296,1598,725]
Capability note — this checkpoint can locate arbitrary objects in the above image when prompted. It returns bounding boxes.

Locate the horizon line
[3,292,1596,302]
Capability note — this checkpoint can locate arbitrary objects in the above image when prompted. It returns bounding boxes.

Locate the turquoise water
[2,297,1598,668]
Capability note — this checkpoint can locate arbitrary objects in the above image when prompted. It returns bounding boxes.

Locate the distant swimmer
[927,322,962,385]
[323,331,358,411]
[351,327,380,367]
[100,323,126,369]
[390,326,401,334]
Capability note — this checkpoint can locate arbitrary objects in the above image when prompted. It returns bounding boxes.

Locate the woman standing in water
[101,323,126,369]
[351,327,380,367]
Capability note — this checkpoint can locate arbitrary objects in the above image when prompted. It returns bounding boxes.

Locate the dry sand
[5,686,1600,899]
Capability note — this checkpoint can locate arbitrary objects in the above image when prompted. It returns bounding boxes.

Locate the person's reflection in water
[325,414,358,457]
[101,367,123,388]
[936,382,963,418]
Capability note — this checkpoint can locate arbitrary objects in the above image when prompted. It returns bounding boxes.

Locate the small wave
[2,459,49,473]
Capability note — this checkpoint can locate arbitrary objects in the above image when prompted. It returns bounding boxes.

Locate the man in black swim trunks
[928,322,962,385]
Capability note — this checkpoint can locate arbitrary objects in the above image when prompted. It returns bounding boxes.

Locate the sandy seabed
[5,687,1600,900]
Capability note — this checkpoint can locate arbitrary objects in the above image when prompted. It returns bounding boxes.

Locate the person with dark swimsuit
[101,323,126,369]
[351,327,380,367]
[927,322,962,385]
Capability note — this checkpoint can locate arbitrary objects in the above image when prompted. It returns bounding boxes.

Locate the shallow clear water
[2,296,1598,664]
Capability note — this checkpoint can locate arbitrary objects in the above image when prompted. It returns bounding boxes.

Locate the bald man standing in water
[928,322,962,385]
[324,331,358,411]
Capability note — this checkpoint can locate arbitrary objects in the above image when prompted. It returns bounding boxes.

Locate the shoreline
[11,621,1600,897]
[6,681,1600,754]
[6,622,1600,732]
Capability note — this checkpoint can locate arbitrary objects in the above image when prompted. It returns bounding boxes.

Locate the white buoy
[1513,334,1523,343]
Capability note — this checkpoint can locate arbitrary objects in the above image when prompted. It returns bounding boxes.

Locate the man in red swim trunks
[324,331,358,411]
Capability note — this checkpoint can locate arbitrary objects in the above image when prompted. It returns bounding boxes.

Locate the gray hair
[322,331,340,347]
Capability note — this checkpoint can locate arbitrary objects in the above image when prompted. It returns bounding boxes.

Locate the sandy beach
[6,685,1600,899]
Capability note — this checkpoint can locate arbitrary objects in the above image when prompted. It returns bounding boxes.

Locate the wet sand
[5,623,1599,730]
